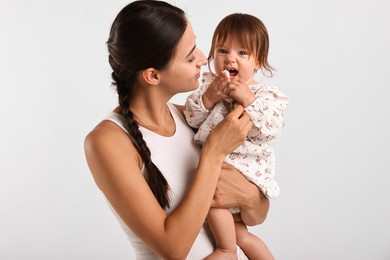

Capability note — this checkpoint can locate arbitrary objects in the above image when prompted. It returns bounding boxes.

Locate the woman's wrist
[200,143,225,166]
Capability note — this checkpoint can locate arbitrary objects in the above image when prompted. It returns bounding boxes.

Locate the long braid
[110,57,171,209]
[106,0,187,209]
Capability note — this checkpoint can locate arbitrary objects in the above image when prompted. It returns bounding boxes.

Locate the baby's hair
[106,0,187,209]
[208,13,274,76]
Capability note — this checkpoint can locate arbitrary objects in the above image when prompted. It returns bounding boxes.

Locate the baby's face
[213,38,260,84]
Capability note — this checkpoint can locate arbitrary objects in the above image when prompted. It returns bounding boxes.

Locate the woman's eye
[188,56,195,62]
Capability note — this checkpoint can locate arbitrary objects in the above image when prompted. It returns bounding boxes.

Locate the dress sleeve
[183,72,217,128]
[244,85,288,144]
[183,87,211,129]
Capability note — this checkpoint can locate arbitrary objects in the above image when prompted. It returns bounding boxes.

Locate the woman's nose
[196,48,207,66]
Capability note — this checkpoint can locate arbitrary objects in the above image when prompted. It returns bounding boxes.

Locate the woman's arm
[211,163,270,226]
[84,106,252,259]
[177,104,270,226]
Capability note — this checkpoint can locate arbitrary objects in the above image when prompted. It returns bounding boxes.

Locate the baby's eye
[238,51,248,56]
[218,49,228,54]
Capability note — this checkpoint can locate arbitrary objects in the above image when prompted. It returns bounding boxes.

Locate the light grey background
[1,0,389,259]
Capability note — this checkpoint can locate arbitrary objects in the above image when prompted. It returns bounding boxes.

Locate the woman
[84,1,269,259]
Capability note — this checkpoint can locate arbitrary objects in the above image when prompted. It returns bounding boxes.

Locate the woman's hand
[211,163,270,226]
[203,105,253,158]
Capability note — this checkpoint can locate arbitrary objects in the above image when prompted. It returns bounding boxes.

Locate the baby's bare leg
[205,208,237,260]
[235,220,274,260]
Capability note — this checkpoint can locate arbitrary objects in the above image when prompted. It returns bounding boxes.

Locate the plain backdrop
[1,0,390,259]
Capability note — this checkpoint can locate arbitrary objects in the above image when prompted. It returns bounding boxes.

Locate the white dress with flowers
[184,73,288,211]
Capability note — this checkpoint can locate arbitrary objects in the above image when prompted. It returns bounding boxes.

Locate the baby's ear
[255,61,261,71]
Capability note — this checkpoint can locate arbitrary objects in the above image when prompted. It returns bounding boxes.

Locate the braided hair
[106,0,187,209]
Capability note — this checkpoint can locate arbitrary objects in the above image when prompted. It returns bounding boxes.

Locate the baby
[184,13,288,259]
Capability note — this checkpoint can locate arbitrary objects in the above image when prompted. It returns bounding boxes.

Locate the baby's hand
[202,70,230,110]
[226,80,255,108]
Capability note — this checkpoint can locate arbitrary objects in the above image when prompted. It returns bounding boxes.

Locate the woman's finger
[221,162,235,170]
[227,104,245,119]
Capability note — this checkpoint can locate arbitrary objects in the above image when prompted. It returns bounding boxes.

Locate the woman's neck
[129,91,175,137]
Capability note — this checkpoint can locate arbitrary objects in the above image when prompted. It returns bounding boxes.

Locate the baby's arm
[184,72,231,128]
[183,84,211,128]
[226,80,256,108]
[245,85,288,144]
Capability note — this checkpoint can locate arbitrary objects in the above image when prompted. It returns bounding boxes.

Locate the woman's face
[159,21,207,95]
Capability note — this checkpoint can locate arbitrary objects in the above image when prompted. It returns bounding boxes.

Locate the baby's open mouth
[227,69,238,76]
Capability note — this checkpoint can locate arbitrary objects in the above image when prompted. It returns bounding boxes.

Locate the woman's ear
[141,68,161,86]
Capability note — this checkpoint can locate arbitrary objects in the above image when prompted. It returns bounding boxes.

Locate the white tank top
[104,103,214,259]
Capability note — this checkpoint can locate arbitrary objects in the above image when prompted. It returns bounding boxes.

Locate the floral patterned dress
[184,72,288,212]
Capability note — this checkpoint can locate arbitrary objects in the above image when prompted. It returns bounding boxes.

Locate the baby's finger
[222,84,230,95]
[212,75,228,89]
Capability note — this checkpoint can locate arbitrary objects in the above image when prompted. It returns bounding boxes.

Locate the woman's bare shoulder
[84,120,142,170]
[85,120,125,147]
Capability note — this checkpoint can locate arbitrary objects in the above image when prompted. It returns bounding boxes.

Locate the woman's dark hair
[107,0,187,209]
